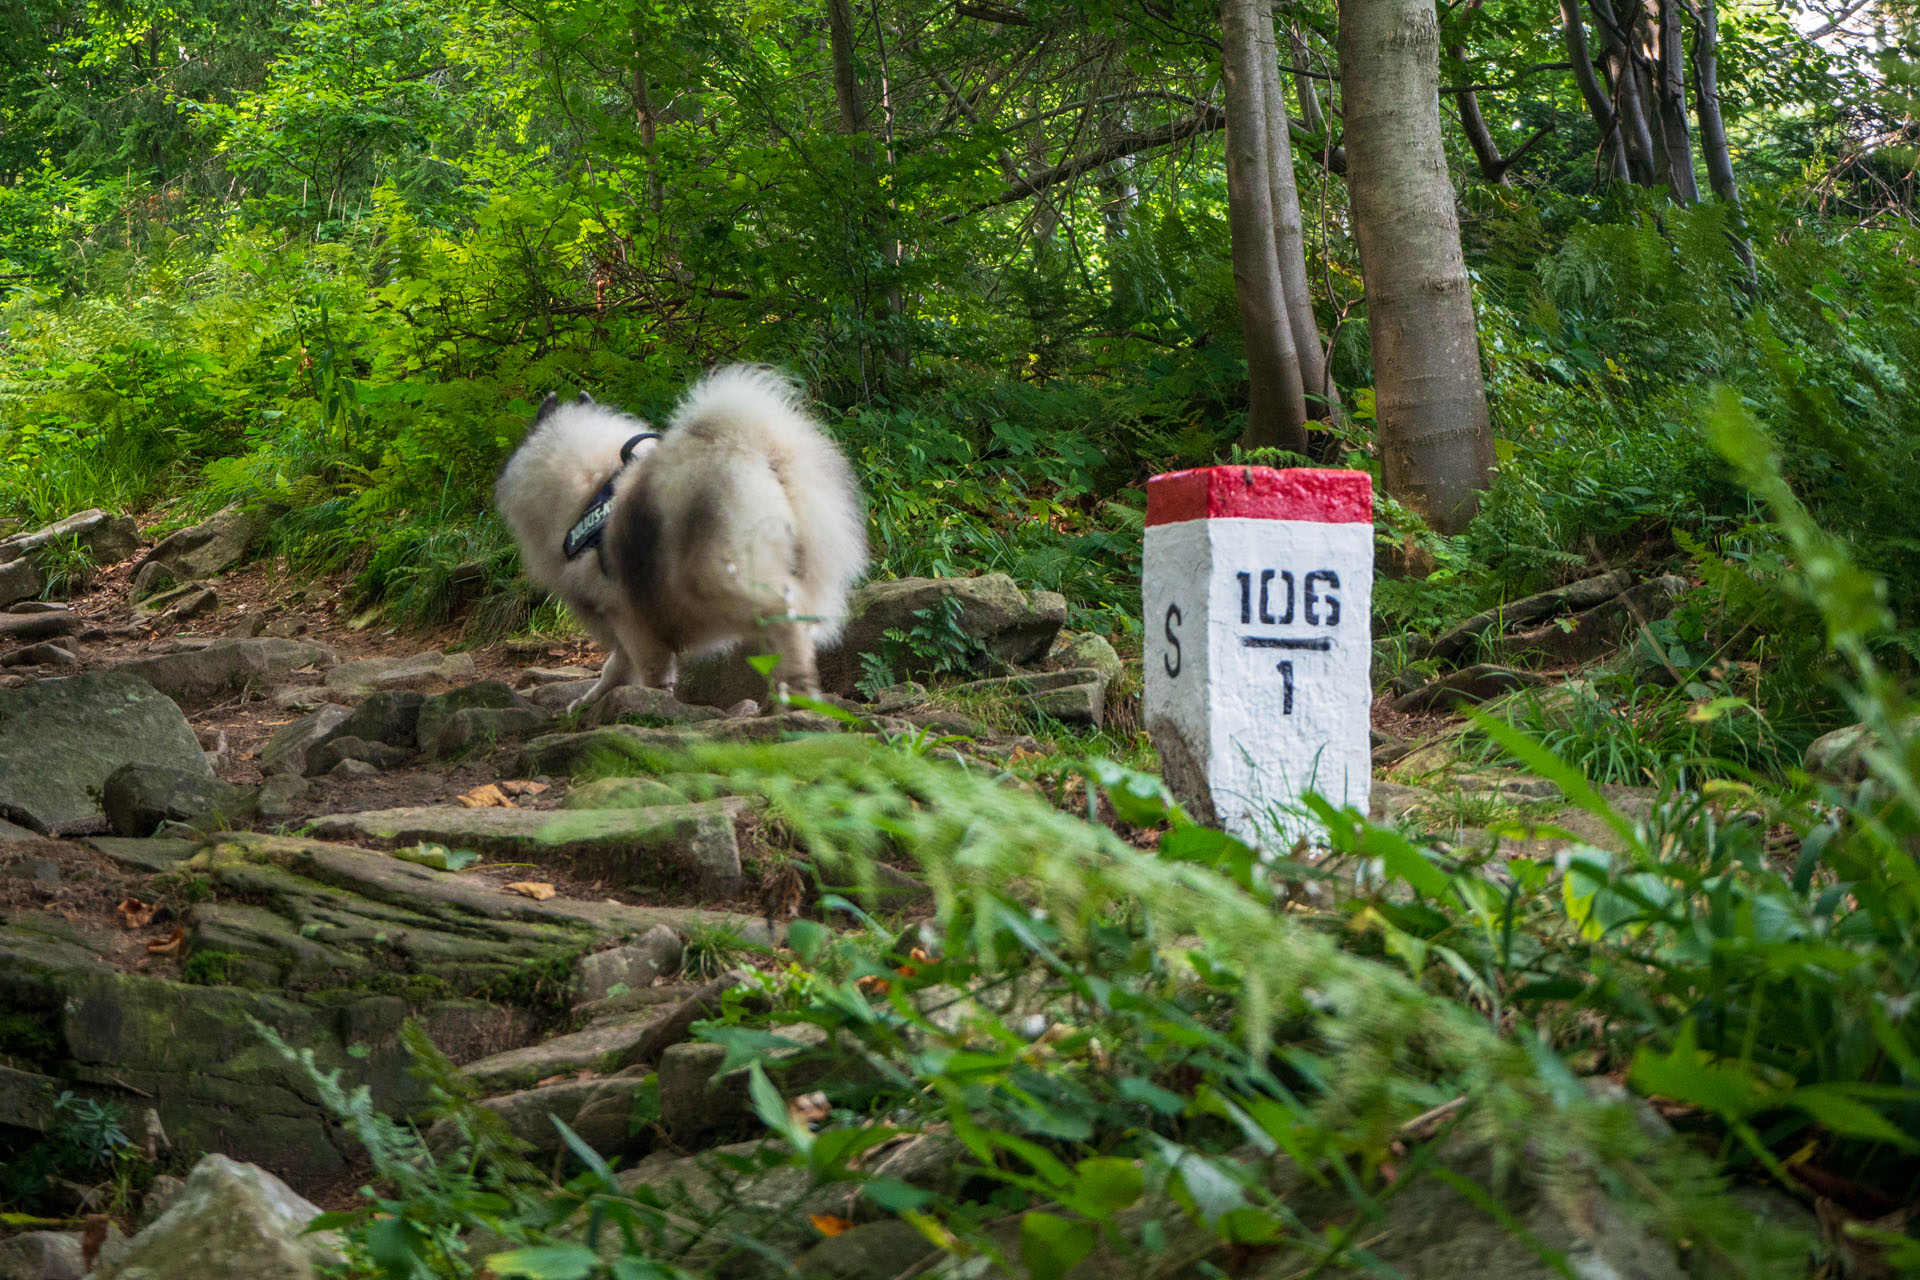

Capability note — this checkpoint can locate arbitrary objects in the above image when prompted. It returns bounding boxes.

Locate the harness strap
[563,432,660,563]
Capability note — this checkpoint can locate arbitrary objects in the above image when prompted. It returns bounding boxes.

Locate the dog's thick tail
[666,366,869,635]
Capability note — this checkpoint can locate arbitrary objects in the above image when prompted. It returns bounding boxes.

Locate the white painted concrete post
[1142,466,1373,846]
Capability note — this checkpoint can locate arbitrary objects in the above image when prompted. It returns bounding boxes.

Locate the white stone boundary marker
[1143,465,1373,846]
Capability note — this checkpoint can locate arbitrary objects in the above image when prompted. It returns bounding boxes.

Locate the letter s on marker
[1164,604,1183,677]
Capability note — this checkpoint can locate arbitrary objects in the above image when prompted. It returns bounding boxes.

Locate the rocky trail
[0,506,1133,1194]
[2,505,1817,1280]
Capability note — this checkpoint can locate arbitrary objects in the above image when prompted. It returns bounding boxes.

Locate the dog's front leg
[568,647,633,714]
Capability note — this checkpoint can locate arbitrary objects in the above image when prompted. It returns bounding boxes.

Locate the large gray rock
[0,509,140,571]
[0,608,77,643]
[587,685,728,727]
[676,574,1069,707]
[119,638,334,704]
[947,666,1111,729]
[305,736,416,777]
[324,651,477,697]
[427,706,552,760]
[259,704,352,776]
[1,641,79,669]
[459,1006,685,1094]
[131,582,219,625]
[0,671,210,835]
[103,764,253,837]
[133,504,258,597]
[415,682,525,753]
[308,802,748,898]
[1421,570,1636,663]
[1050,632,1123,685]
[572,925,685,1003]
[0,1231,83,1280]
[93,1154,342,1280]
[329,690,426,749]
[0,557,42,608]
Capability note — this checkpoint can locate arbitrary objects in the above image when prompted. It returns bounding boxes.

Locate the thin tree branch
[943,104,1345,224]
[955,1,1031,25]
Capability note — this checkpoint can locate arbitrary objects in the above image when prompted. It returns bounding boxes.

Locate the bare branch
[944,105,1343,224]
[955,1,1031,25]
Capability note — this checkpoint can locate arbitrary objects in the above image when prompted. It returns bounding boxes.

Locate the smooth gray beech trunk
[1691,0,1738,207]
[1689,0,1755,279]
[1650,0,1700,201]
[1255,11,1337,414]
[1559,0,1629,181]
[1587,0,1658,186]
[1221,0,1308,452]
[1337,0,1495,532]
[1289,24,1325,135]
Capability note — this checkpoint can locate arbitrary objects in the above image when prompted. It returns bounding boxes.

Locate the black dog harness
[563,432,660,563]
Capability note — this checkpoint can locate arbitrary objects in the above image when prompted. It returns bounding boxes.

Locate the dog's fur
[495,366,867,709]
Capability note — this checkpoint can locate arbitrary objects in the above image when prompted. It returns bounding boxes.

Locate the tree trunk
[827,0,866,136]
[1688,0,1755,279]
[825,0,905,383]
[1256,11,1338,415]
[1337,0,1495,532]
[1221,0,1309,453]
[1288,23,1325,136]
[1650,0,1699,201]
[1559,0,1628,181]
[1588,0,1658,186]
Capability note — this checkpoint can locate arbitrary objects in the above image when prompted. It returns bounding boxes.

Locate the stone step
[307,800,752,899]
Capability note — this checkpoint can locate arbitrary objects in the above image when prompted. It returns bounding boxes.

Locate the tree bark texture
[1337,0,1495,532]
[1255,11,1337,414]
[1650,0,1699,201]
[1559,0,1628,181]
[1587,0,1658,186]
[1220,0,1308,453]
[1690,0,1737,207]
[1688,0,1754,278]
[1288,23,1326,135]
[827,0,866,136]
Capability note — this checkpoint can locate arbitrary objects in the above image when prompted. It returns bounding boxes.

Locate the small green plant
[34,534,96,598]
[878,594,986,680]
[681,923,760,982]
[1,1091,137,1212]
[853,651,895,702]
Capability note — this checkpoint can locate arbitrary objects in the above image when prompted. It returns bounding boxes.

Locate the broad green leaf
[1628,1024,1764,1120]
[1063,1156,1143,1218]
[1019,1211,1096,1280]
[1786,1085,1920,1151]
[486,1243,602,1280]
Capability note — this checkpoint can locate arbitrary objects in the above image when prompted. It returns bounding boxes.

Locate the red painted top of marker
[1144,466,1373,526]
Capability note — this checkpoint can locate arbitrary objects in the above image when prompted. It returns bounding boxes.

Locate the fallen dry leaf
[504,881,556,901]
[497,779,550,797]
[116,897,156,929]
[457,783,516,809]
[809,1214,854,1238]
[787,1091,831,1131]
[81,1215,109,1269]
[146,926,186,956]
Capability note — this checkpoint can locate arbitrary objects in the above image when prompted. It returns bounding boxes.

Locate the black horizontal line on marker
[1241,636,1332,651]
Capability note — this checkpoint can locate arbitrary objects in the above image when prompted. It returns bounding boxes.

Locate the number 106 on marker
[1142,467,1373,845]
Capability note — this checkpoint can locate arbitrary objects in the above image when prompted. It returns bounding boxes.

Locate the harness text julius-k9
[563,432,660,568]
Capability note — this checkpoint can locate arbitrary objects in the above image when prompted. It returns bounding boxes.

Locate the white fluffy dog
[495,366,868,709]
